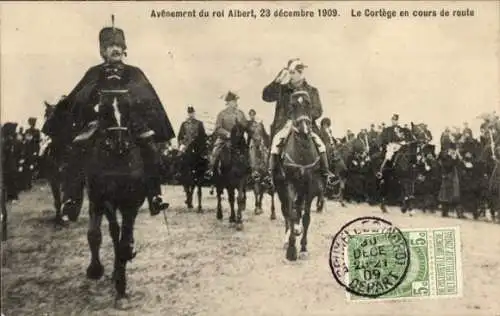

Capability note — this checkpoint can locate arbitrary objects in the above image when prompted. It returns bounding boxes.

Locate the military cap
[224,91,239,102]
[290,90,311,105]
[187,106,195,113]
[287,58,307,72]
[392,114,399,121]
[99,15,127,50]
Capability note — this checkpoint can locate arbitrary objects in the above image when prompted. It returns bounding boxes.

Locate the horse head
[43,101,57,120]
[230,119,248,150]
[289,91,313,137]
[94,89,134,157]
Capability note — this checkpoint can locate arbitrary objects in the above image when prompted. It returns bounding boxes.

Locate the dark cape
[42,62,175,144]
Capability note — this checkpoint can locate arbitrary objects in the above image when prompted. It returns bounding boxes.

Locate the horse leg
[236,186,245,231]
[115,207,139,301]
[228,188,236,224]
[2,190,7,242]
[270,191,277,220]
[254,183,263,215]
[216,187,223,220]
[197,184,203,213]
[86,201,104,280]
[285,184,298,261]
[339,179,347,207]
[184,185,193,209]
[300,196,313,259]
[103,205,120,281]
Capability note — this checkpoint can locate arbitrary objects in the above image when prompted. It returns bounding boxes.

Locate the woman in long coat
[438,145,461,217]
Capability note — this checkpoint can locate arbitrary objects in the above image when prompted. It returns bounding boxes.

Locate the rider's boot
[142,138,169,216]
[319,152,335,180]
[268,153,279,188]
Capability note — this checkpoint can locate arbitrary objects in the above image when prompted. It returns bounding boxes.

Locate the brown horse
[41,101,84,224]
[248,121,276,219]
[214,121,250,230]
[274,92,323,261]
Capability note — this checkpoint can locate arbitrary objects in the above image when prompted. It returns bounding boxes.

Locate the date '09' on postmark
[330,223,463,301]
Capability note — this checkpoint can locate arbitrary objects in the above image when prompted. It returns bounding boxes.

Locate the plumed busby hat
[99,15,127,50]
[187,106,195,114]
[28,117,37,125]
[1,122,18,137]
[224,91,239,102]
[290,90,311,106]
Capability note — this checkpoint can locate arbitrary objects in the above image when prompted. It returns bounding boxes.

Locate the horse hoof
[236,223,244,231]
[254,208,263,215]
[299,251,309,260]
[216,211,223,220]
[286,245,297,261]
[229,217,236,224]
[380,206,388,213]
[114,293,132,310]
[86,262,104,280]
[197,208,203,214]
[270,213,276,220]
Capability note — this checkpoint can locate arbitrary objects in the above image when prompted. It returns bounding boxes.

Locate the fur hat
[28,117,37,125]
[187,106,195,114]
[99,15,126,50]
[391,114,399,121]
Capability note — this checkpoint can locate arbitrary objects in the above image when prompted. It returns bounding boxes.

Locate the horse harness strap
[282,152,320,172]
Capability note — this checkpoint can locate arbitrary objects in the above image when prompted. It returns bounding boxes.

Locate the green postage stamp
[345,226,463,301]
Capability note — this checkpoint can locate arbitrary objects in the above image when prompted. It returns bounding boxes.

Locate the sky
[1,1,499,143]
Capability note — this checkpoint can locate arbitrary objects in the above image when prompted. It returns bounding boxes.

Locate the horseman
[43,16,175,217]
[177,106,207,155]
[262,58,333,180]
[206,91,248,177]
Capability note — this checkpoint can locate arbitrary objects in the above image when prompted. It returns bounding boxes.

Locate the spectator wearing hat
[206,91,248,177]
[177,106,207,154]
[43,15,175,217]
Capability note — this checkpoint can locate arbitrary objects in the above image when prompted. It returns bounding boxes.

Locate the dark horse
[214,121,250,230]
[378,123,420,214]
[274,96,323,261]
[178,135,208,213]
[248,122,276,219]
[81,92,148,304]
[41,100,84,224]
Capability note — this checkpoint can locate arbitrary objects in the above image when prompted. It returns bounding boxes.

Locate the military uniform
[177,107,207,153]
[266,89,332,179]
[43,19,175,217]
[207,92,248,172]
[23,118,41,187]
[268,90,326,155]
